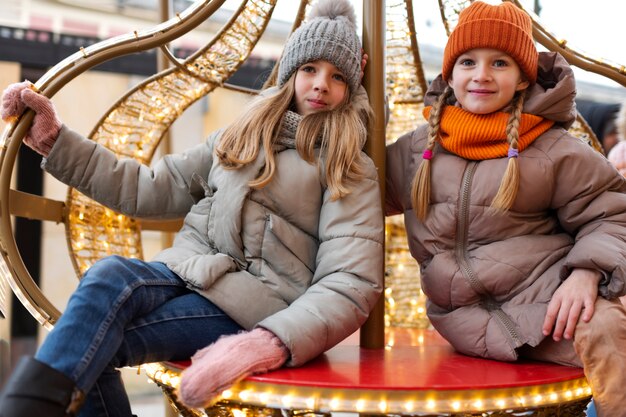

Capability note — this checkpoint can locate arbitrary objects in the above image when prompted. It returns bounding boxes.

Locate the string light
[143,361,590,415]
[383,0,432,330]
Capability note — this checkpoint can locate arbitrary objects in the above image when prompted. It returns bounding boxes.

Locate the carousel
[1,0,625,416]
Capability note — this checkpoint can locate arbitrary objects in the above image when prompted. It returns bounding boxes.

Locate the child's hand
[1,81,30,121]
[542,268,601,341]
[177,327,289,409]
[360,49,368,80]
[1,81,62,157]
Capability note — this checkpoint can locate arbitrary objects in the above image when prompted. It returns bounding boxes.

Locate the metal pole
[158,4,177,416]
[159,0,174,249]
[360,0,386,349]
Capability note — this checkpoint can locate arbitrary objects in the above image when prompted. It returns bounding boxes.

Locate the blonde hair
[216,74,372,200]
[411,88,525,220]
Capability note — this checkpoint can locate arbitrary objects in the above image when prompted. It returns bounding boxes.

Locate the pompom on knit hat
[277,0,362,93]
[442,1,538,84]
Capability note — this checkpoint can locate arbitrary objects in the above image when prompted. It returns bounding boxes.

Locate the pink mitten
[20,88,62,157]
[1,81,30,121]
[178,328,289,408]
[1,81,61,157]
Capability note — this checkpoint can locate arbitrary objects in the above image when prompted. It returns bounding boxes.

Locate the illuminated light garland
[142,362,592,415]
[383,0,430,330]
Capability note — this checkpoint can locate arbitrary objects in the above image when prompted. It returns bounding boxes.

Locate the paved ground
[131,393,171,417]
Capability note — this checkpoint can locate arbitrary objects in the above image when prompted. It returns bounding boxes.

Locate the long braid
[491,92,524,211]
[411,86,453,220]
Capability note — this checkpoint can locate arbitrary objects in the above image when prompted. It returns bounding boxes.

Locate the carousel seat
[148,327,592,417]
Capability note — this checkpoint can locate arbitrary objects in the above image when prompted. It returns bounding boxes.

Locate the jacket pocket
[188,172,213,203]
[183,194,215,247]
[171,253,236,291]
[262,214,318,286]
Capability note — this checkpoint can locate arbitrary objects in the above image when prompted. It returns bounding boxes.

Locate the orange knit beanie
[442,1,538,84]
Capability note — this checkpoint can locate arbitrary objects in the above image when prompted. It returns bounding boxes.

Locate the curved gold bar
[0,111,61,326]
[509,0,626,88]
[262,0,310,88]
[34,0,227,97]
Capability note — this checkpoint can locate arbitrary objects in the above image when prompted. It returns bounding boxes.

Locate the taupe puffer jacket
[43,107,384,367]
[386,52,626,361]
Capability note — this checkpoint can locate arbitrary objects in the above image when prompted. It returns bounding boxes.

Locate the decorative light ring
[262,1,310,88]
[384,0,430,329]
[385,0,428,142]
[438,0,471,37]
[143,362,591,416]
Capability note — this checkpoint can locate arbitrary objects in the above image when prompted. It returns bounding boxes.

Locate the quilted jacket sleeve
[258,156,384,366]
[42,125,217,219]
[550,134,626,299]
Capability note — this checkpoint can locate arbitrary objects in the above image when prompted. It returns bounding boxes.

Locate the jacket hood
[425,51,577,129]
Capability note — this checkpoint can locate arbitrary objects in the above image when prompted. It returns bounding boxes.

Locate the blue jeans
[35,255,244,417]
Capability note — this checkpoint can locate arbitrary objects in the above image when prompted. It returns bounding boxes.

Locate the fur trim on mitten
[20,88,62,157]
[1,81,61,157]
[177,328,289,409]
[1,81,30,121]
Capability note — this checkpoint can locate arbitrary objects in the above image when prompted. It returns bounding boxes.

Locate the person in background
[607,102,626,176]
[606,102,626,313]
[576,100,621,155]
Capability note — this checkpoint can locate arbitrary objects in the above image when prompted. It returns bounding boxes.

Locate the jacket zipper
[455,162,522,347]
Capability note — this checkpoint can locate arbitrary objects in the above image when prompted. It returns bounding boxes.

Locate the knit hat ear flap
[442,1,538,84]
[277,0,362,92]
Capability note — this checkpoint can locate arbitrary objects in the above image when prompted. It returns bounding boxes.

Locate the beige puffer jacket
[386,52,626,361]
[43,98,384,367]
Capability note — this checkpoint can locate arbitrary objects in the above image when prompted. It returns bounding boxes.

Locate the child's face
[293,60,348,116]
[447,48,529,115]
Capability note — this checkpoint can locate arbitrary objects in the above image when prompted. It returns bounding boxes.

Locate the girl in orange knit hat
[386,2,626,416]
[0,1,383,415]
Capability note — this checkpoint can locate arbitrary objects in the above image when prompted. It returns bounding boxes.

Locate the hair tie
[507,148,519,158]
[423,149,433,160]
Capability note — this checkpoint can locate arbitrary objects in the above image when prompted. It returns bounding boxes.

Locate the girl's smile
[448,48,529,114]
[307,97,328,109]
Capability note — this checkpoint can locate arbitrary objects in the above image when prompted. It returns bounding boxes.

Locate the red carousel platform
[146,328,591,417]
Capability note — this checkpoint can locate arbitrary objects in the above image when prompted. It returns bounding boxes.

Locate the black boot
[0,357,85,417]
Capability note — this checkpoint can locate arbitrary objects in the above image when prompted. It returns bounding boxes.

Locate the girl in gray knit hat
[0,0,382,415]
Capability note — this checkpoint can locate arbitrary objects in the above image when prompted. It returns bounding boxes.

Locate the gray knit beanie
[277,0,362,93]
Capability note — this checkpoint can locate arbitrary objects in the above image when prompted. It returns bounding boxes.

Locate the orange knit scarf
[423,106,555,160]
